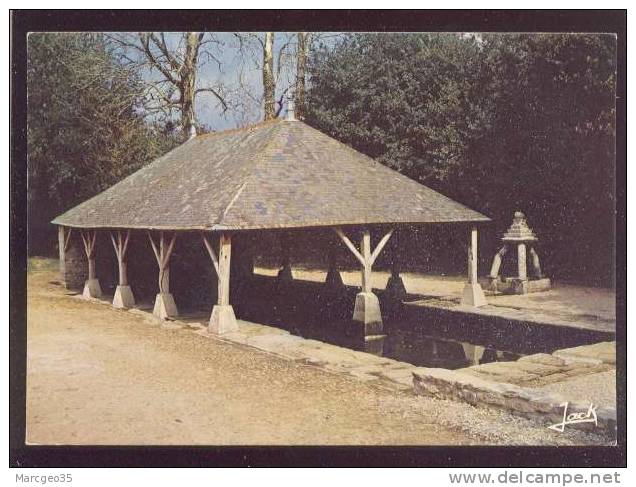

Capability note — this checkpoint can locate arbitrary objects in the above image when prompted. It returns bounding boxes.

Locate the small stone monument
[488,211,551,294]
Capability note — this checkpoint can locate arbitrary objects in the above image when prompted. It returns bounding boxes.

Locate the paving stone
[413,368,616,436]
[513,361,563,377]
[466,362,539,384]
[554,342,615,365]
[518,353,566,367]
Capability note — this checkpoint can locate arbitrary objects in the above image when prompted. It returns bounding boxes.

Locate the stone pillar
[461,343,486,366]
[488,245,508,292]
[489,246,507,279]
[153,271,177,318]
[529,246,543,279]
[277,249,294,284]
[460,226,487,307]
[57,226,88,289]
[60,231,87,290]
[209,232,238,334]
[325,249,345,293]
[385,267,407,301]
[385,234,407,301]
[517,243,527,280]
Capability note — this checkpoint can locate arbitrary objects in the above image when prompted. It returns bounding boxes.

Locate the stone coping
[413,343,617,437]
[405,297,615,334]
[201,320,426,392]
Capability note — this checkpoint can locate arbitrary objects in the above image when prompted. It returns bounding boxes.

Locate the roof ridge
[215,122,285,229]
[196,118,280,139]
[298,121,385,169]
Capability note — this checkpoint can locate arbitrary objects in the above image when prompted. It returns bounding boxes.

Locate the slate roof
[52,119,489,231]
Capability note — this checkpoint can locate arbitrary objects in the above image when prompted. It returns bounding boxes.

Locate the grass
[27,256,58,274]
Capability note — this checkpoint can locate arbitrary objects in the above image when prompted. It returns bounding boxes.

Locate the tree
[109,32,228,137]
[306,33,616,285]
[294,32,309,119]
[27,33,179,254]
[232,32,295,122]
[307,33,486,182]
[263,32,276,120]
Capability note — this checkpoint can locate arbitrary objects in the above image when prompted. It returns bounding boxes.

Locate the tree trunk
[263,32,276,121]
[180,32,202,138]
[295,32,308,120]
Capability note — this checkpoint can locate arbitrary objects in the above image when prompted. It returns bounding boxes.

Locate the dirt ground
[25,259,608,445]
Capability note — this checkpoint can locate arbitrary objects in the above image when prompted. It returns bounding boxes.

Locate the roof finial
[285,92,297,121]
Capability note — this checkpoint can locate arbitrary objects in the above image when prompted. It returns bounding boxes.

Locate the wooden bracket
[80,229,97,259]
[370,229,394,266]
[201,232,220,277]
[110,230,131,263]
[63,227,73,253]
[334,227,393,267]
[147,231,177,293]
[334,228,365,265]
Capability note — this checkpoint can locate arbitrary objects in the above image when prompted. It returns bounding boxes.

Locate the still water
[224,276,612,370]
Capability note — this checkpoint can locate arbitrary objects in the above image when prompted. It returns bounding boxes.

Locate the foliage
[306,33,616,285]
[27,33,180,254]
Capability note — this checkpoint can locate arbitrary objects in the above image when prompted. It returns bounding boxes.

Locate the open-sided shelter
[53,107,490,342]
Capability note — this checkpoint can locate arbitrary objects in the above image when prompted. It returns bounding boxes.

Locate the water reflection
[222,275,612,370]
[383,328,521,369]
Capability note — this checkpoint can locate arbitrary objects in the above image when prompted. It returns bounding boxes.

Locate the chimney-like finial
[285,92,297,121]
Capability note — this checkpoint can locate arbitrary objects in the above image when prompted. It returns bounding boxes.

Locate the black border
[10,9,627,468]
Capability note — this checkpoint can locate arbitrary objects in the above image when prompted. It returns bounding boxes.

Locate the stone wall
[413,366,617,437]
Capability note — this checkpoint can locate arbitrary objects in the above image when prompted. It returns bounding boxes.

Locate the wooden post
[81,229,97,281]
[80,229,102,299]
[109,230,131,286]
[470,227,479,284]
[460,225,487,307]
[148,231,178,318]
[361,230,372,293]
[204,232,238,334]
[334,227,393,343]
[58,226,65,281]
[110,230,135,308]
[334,227,393,293]
[218,233,231,306]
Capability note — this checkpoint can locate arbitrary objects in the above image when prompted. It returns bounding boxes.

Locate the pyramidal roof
[52,119,489,231]
[502,212,537,242]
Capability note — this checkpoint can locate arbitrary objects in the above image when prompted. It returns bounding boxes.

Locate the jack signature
[548,402,598,432]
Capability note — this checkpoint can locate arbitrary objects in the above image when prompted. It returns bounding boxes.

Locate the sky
[114,32,341,132]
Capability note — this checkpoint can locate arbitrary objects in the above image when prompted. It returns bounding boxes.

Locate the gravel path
[26,260,609,446]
